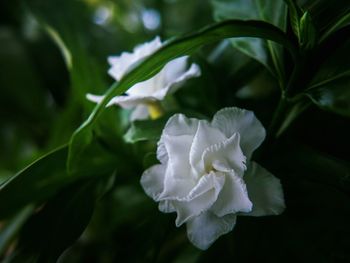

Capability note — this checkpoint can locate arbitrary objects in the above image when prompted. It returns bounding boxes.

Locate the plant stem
[268,94,289,138]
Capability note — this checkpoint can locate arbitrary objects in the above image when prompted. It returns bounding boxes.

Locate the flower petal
[108,36,162,81]
[156,138,168,165]
[160,58,201,96]
[211,107,266,159]
[158,200,176,213]
[86,93,114,107]
[189,121,227,175]
[211,172,252,217]
[173,172,225,226]
[202,133,246,175]
[242,162,285,216]
[106,94,157,108]
[186,212,237,250]
[164,56,188,82]
[157,113,199,166]
[162,113,200,137]
[162,134,193,180]
[86,93,155,109]
[140,164,166,200]
[130,104,149,121]
[159,134,196,199]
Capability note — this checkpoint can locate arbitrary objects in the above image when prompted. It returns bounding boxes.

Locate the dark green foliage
[0,0,349,262]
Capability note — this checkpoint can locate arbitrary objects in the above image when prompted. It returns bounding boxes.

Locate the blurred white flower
[87,36,201,120]
[140,107,285,250]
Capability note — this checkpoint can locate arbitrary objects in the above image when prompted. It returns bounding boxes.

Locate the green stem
[268,94,289,137]
[268,49,304,138]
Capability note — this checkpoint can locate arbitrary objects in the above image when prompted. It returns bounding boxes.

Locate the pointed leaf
[212,0,287,79]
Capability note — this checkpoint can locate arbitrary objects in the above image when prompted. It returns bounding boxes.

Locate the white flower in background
[87,36,201,120]
[140,107,285,250]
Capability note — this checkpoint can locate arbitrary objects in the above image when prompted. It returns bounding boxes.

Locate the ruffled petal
[189,121,227,175]
[173,172,225,226]
[186,212,237,250]
[162,134,193,179]
[156,137,168,165]
[242,162,285,216]
[158,200,176,213]
[156,113,199,177]
[211,107,266,159]
[202,133,246,175]
[162,113,200,137]
[211,172,252,217]
[159,134,196,199]
[140,164,166,200]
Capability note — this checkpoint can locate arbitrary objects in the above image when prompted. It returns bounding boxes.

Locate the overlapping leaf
[212,0,287,80]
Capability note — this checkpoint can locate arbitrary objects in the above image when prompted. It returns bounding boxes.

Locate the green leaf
[68,19,299,173]
[0,27,50,125]
[284,1,318,49]
[25,0,108,147]
[284,0,303,38]
[124,118,166,144]
[309,38,350,90]
[0,146,70,219]
[321,11,350,41]
[212,0,287,79]
[275,99,311,136]
[25,0,106,101]
[299,12,317,49]
[304,38,350,116]
[298,0,350,41]
[305,76,350,117]
[0,206,34,256]
[8,180,99,263]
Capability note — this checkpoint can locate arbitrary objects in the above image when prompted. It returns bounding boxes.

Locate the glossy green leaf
[212,0,287,79]
[284,0,303,38]
[68,19,298,173]
[306,76,350,117]
[299,12,317,49]
[298,0,350,40]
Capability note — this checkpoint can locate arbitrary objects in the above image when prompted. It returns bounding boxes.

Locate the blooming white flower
[140,107,285,250]
[87,36,201,120]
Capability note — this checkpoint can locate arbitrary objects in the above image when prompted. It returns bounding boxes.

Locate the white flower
[140,107,285,250]
[87,36,201,120]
